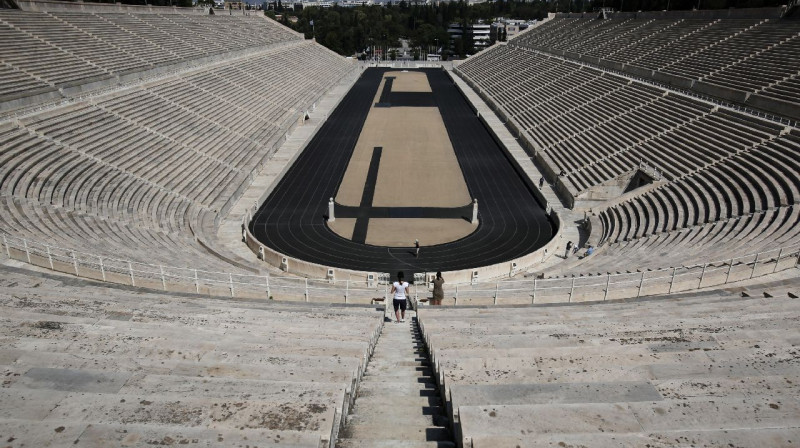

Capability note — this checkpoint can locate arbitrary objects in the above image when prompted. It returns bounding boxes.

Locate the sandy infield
[366,218,475,247]
[330,71,476,246]
[389,70,432,92]
[328,218,356,239]
[336,71,470,207]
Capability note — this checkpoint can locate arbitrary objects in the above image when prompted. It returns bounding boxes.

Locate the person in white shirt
[390,271,409,323]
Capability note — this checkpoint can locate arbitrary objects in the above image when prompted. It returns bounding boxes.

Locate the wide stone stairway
[336,315,455,448]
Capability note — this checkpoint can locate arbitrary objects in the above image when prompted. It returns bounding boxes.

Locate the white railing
[0,234,390,304]
[2,233,797,305]
[432,244,800,306]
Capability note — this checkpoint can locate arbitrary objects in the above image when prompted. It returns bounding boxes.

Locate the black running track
[249,68,554,278]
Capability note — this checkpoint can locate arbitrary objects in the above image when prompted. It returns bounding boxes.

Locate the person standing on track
[415,239,420,258]
[432,271,445,306]
[390,271,409,323]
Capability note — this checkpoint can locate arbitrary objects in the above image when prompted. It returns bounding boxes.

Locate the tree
[453,36,465,58]
[283,2,554,57]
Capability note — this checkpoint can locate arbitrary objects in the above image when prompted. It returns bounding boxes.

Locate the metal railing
[2,233,797,305]
[0,234,390,304]
[433,244,800,306]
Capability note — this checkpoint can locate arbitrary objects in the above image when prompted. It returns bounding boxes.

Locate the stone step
[364,365,432,376]
[337,315,453,447]
[357,381,437,397]
[345,410,447,427]
[370,351,422,359]
[368,359,430,368]
[0,418,324,448]
[336,439,456,448]
[339,425,451,442]
[362,371,434,381]
[351,394,444,408]
[350,403,445,417]
[465,430,800,448]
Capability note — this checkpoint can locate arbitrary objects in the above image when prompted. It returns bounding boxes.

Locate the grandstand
[0,5,357,281]
[0,263,382,447]
[1,1,800,446]
[418,275,800,447]
[455,8,800,281]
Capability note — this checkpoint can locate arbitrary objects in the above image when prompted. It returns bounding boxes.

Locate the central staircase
[336,314,455,448]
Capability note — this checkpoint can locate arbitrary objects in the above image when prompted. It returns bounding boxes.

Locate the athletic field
[250,68,554,277]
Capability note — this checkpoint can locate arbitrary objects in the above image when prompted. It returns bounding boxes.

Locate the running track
[250,68,554,278]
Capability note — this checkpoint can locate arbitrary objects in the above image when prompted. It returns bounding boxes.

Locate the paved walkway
[336,313,454,448]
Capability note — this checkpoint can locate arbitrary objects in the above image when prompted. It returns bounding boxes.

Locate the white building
[300,0,333,6]
[447,22,492,53]
[471,23,491,49]
[491,19,537,42]
[336,0,373,6]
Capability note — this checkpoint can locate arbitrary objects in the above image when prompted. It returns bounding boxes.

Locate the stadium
[0,0,798,446]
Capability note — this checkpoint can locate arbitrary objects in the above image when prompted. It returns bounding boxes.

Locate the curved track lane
[250,68,554,277]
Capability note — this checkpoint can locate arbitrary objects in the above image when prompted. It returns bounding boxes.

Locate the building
[337,0,373,7]
[491,19,537,42]
[447,22,492,54]
[471,23,491,50]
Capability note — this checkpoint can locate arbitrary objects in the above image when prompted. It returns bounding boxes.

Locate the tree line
[269,0,787,58]
[270,0,549,58]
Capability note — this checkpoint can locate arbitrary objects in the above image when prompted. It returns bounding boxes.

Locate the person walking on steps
[390,271,409,323]
[432,271,445,306]
[565,241,573,258]
[582,245,594,259]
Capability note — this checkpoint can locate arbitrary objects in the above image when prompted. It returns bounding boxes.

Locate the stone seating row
[0,195,236,273]
[700,26,800,93]
[3,10,151,76]
[0,126,201,235]
[761,72,800,103]
[564,205,798,276]
[0,63,53,99]
[0,40,354,274]
[459,45,790,198]
[0,264,382,447]
[512,16,799,95]
[0,22,107,88]
[96,88,265,171]
[418,287,800,447]
[609,19,718,66]
[647,19,770,79]
[594,130,799,252]
[19,103,245,212]
[574,107,785,186]
[675,22,799,75]
[49,11,182,68]
[577,202,798,277]
[542,93,711,190]
[0,9,299,107]
[459,33,798,278]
